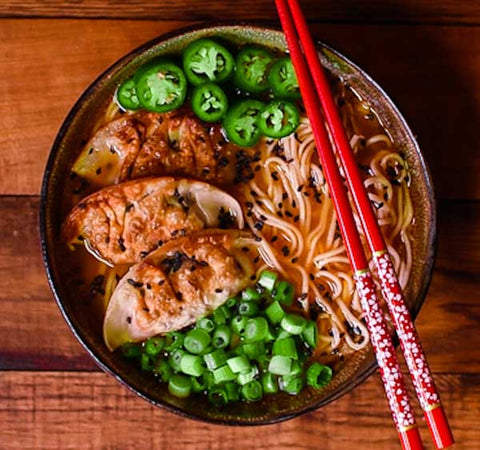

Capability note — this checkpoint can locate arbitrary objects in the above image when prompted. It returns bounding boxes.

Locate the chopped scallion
[306,362,333,388]
[213,365,236,384]
[257,270,278,292]
[273,337,298,359]
[302,320,318,348]
[184,328,211,354]
[274,280,294,306]
[227,355,251,373]
[180,354,206,377]
[212,324,231,349]
[242,286,262,301]
[244,317,269,342]
[203,349,227,370]
[261,372,278,394]
[280,314,307,335]
[241,380,263,401]
[265,300,285,324]
[168,374,192,398]
[268,355,292,376]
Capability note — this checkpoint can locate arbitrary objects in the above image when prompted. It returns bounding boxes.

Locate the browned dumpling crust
[72,109,238,188]
[63,177,244,265]
[103,229,256,350]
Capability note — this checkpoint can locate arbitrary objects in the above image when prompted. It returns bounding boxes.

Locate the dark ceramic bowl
[40,23,436,425]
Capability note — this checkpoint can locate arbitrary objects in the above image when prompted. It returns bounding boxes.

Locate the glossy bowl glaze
[40,23,436,425]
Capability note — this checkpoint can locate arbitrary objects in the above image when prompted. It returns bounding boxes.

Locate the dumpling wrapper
[63,177,244,265]
[71,109,238,188]
[103,229,256,351]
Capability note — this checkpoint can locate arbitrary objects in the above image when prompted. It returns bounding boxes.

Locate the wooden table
[1,1,479,448]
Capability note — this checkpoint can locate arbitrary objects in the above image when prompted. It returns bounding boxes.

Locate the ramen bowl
[40,23,436,424]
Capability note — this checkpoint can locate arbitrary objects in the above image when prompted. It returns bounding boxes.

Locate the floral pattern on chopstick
[354,270,417,430]
[374,251,440,411]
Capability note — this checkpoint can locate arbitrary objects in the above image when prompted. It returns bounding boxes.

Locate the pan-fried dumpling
[63,177,244,265]
[103,229,256,350]
[71,109,238,188]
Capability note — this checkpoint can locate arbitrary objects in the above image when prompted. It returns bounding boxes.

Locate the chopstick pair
[274,0,454,448]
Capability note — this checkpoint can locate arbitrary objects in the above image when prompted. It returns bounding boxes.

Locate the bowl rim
[39,21,436,426]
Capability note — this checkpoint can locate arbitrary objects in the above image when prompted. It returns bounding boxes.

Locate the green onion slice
[306,362,333,388]
[184,328,211,354]
[280,314,307,335]
[168,374,192,398]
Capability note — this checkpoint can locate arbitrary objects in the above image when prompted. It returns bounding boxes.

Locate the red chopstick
[274,1,423,449]
[284,0,454,448]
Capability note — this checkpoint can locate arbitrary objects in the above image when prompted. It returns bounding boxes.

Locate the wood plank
[1,0,480,25]
[0,371,478,449]
[0,20,480,198]
[1,197,478,372]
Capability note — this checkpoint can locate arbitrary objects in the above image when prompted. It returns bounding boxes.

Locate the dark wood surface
[1,1,479,448]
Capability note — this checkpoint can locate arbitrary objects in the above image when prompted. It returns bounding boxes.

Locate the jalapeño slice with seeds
[116,77,141,110]
[268,57,301,100]
[223,99,264,147]
[259,101,300,138]
[135,60,187,113]
[233,47,274,94]
[183,39,234,86]
[191,82,228,122]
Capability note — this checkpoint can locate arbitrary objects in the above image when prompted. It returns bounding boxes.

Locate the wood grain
[1,20,480,199]
[1,371,478,449]
[1,197,479,372]
[1,0,480,25]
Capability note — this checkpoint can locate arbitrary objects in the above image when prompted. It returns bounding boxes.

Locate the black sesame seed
[291,200,297,208]
[309,273,315,281]
[158,279,165,286]
[277,202,283,209]
[126,317,132,324]
[281,246,290,256]
[118,237,126,252]
[291,257,299,263]
[253,256,260,263]
[285,210,293,218]
[88,148,94,155]
[271,171,279,181]
[215,288,223,293]
[277,211,284,218]
[297,185,304,192]
[242,247,250,252]
[294,215,300,222]
[271,235,278,243]
[96,167,102,175]
[146,283,151,290]
[282,193,288,200]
